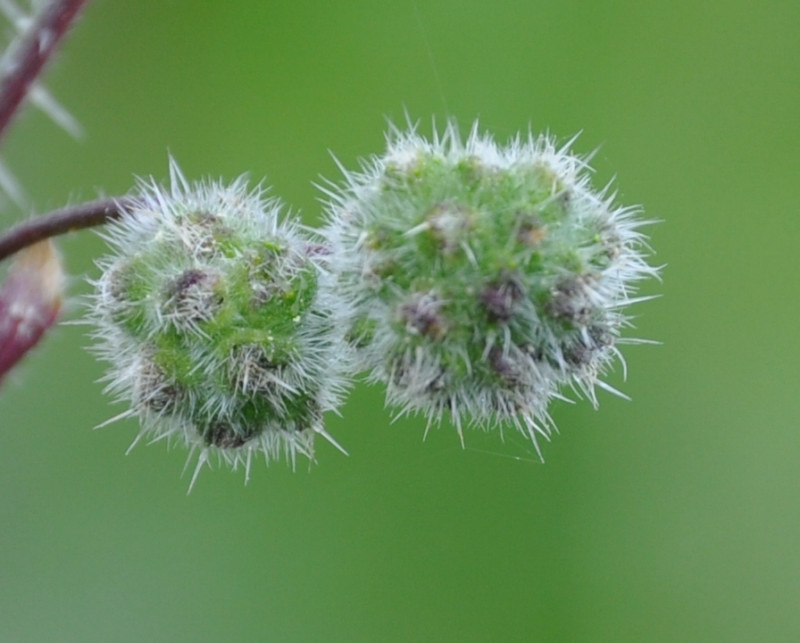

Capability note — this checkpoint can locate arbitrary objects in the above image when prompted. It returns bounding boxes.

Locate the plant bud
[324,121,658,452]
[88,160,350,488]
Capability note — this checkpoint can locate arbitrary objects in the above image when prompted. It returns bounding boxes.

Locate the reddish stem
[0,0,90,143]
[0,197,131,262]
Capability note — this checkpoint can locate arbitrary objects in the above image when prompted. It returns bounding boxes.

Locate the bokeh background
[1,0,798,640]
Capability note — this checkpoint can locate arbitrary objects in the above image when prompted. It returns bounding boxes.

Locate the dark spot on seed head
[400,293,447,339]
[487,346,522,385]
[304,243,331,257]
[480,273,525,323]
[516,214,547,246]
[173,268,206,292]
[137,356,182,413]
[546,275,596,326]
[203,422,249,449]
[563,324,613,366]
[164,268,223,323]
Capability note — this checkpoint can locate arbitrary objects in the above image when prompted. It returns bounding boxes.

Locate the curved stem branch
[0,196,131,262]
[0,0,91,143]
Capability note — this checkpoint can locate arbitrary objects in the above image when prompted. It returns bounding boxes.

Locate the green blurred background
[1,0,798,640]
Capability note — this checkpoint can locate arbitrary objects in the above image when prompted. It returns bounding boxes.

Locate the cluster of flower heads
[89,161,349,488]
[324,122,658,452]
[89,121,658,487]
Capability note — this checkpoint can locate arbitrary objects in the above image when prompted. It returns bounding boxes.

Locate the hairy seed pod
[324,120,658,453]
[88,160,350,488]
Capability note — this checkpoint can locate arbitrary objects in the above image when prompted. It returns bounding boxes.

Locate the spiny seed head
[88,159,350,488]
[323,120,658,452]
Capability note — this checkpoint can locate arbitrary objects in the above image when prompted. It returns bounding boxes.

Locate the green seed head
[324,121,658,452]
[89,160,350,487]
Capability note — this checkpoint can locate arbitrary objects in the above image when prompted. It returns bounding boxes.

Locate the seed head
[323,120,658,453]
[88,160,350,488]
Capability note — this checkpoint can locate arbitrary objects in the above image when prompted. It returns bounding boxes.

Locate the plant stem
[0,196,130,262]
[0,0,91,143]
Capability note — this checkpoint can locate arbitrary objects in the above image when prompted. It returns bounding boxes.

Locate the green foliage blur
[1,1,798,640]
